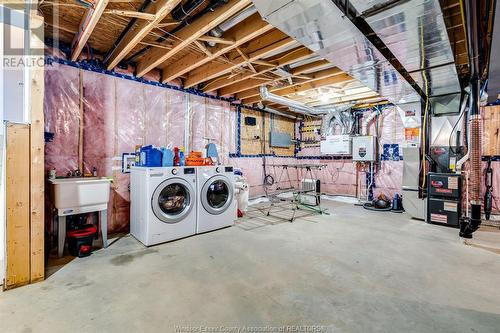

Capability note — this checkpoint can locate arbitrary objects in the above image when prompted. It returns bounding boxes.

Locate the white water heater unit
[352,136,377,161]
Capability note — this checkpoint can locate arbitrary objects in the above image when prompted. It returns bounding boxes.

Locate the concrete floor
[2,200,500,333]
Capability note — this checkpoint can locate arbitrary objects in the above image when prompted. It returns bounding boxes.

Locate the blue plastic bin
[140,145,163,167]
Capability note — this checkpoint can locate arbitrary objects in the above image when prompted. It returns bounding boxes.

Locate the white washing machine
[130,166,197,246]
[196,165,236,233]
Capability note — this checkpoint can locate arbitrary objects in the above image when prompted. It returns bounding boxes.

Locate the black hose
[362,202,404,213]
[362,202,392,211]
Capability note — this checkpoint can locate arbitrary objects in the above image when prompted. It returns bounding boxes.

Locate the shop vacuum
[66,214,97,257]
[67,225,97,257]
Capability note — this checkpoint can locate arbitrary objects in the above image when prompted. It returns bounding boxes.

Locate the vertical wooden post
[29,13,45,283]
[78,69,84,172]
[5,123,31,290]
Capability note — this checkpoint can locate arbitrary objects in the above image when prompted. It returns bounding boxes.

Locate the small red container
[67,225,97,257]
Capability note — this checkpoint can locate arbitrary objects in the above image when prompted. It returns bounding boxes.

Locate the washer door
[201,175,234,215]
[152,178,194,224]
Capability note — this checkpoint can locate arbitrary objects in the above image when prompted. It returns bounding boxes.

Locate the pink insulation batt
[44,64,499,237]
[44,64,235,234]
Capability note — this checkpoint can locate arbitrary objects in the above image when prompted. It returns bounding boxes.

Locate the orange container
[189,151,202,158]
[185,157,205,166]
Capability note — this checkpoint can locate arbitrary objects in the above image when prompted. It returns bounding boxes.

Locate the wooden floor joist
[242,73,353,105]
[136,0,251,77]
[290,60,331,75]
[161,13,272,83]
[71,0,109,61]
[184,31,297,88]
[202,47,313,92]
[233,67,344,100]
[106,0,182,70]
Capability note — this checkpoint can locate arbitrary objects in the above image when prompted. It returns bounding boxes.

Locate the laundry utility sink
[49,177,112,216]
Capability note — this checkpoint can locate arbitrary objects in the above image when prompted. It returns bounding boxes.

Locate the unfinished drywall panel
[5,123,30,290]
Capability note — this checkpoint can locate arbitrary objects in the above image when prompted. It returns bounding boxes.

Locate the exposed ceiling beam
[161,13,272,83]
[183,30,294,88]
[137,0,251,77]
[203,47,313,92]
[234,67,343,100]
[194,40,212,57]
[290,86,373,102]
[242,73,353,105]
[290,60,331,75]
[104,9,156,21]
[106,0,182,70]
[197,35,235,45]
[305,91,380,106]
[156,20,179,28]
[218,78,272,96]
[71,0,109,61]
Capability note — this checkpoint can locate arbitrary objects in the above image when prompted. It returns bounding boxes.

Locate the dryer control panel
[184,168,195,174]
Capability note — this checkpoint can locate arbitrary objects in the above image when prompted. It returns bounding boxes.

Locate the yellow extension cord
[420,18,430,191]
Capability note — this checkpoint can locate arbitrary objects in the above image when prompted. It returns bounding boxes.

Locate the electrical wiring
[419,16,430,191]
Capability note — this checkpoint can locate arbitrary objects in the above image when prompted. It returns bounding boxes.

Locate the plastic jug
[161,147,174,167]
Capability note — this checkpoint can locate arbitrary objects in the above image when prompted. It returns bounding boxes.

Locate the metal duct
[320,105,354,135]
[171,0,207,21]
[256,102,302,120]
[252,0,420,108]
[208,5,257,45]
[259,86,320,115]
[350,0,461,97]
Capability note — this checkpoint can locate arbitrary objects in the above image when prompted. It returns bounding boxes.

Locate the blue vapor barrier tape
[482,156,500,161]
[45,56,238,103]
[45,40,391,161]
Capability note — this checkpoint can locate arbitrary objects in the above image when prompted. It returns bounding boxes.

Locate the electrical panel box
[320,135,352,155]
[269,131,292,148]
[352,136,377,161]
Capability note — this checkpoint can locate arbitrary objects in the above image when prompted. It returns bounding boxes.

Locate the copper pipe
[469,115,482,204]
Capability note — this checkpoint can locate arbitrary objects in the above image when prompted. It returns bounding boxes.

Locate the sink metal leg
[58,215,66,258]
[100,209,108,248]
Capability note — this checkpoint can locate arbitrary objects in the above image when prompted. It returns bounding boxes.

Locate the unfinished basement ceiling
[39,0,468,111]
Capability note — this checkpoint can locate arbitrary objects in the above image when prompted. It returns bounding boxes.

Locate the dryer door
[201,175,234,215]
[152,178,194,224]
